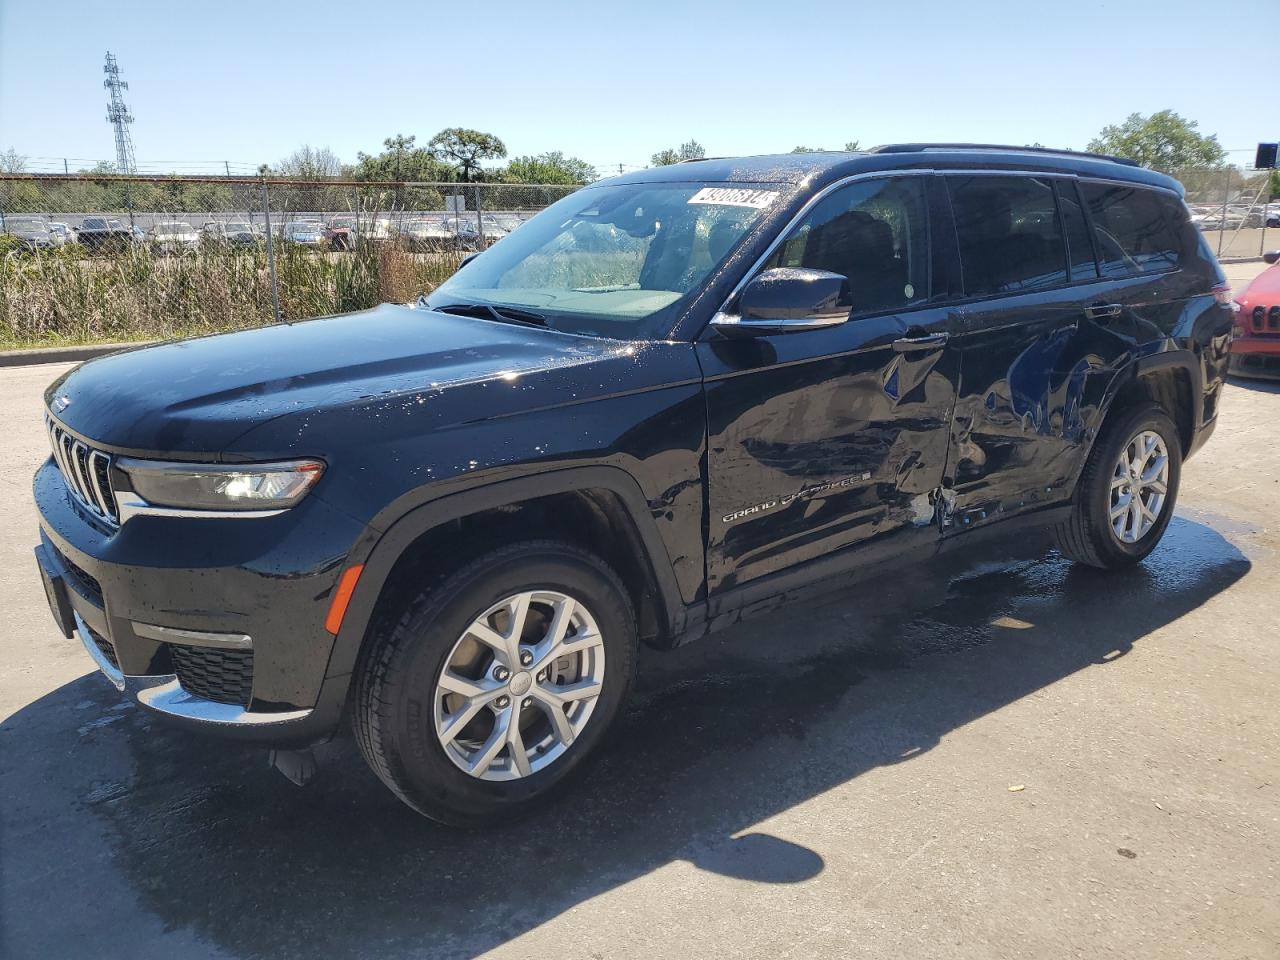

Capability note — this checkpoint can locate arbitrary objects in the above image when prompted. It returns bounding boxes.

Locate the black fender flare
[1086,345,1204,473]
[322,465,688,681]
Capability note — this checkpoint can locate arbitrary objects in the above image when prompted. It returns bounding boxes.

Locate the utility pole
[103,52,137,174]
[225,160,231,177]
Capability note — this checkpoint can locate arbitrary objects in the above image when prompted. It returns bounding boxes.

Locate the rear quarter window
[1079,182,1185,277]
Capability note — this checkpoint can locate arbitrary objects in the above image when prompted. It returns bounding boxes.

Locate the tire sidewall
[1087,405,1182,564]
[381,548,635,822]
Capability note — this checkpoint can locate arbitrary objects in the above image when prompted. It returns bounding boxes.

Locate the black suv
[33,146,1232,823]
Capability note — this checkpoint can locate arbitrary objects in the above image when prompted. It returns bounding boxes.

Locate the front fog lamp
[116,458,324,511]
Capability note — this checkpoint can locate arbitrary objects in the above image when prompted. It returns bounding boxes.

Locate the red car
[1231,251,1280,377]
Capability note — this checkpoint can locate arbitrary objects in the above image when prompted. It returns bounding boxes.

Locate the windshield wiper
[431,302,548,328]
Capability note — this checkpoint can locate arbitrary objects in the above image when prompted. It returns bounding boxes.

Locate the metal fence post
[351,188,359,248]
[1217,166,1230,259]
[475,184,484,246]
[261,178,282,324]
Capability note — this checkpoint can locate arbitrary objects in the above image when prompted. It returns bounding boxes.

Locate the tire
[352,540,637,825]
[1053,401,1182,569]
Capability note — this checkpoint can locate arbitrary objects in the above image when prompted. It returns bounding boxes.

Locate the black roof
[607,144,1181,195]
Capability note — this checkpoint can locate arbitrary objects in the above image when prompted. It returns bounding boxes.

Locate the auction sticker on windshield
[687,187,778,209]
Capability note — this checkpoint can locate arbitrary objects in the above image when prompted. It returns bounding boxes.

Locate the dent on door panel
[701,316,959,592]
[948,300,1135,528]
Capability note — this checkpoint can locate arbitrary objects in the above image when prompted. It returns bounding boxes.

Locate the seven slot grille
[45,415,118,524]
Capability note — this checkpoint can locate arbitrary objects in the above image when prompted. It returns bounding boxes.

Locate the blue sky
[0,0,1272,175]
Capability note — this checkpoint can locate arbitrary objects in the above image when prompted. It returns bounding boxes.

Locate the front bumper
[1229,337,1280,378]
[34,458,365,744]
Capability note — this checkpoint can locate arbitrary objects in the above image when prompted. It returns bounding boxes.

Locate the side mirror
[712,267,851,338]
[1264,250,1280,265]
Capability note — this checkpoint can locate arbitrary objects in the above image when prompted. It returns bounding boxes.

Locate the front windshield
[427,181,780,339]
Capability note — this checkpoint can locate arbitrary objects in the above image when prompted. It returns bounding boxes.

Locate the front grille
[85,623,120,670]
[169,644,254,707]
[46,416,118,524]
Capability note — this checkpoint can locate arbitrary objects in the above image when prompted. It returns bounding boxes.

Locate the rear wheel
[352,541,637,824]
[1054,402,1182,569]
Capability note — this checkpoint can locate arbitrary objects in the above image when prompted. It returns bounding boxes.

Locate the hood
[45,304,641,456]
[1238,264,1280,307]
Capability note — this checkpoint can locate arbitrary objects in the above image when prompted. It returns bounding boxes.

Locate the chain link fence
[3,168,1278,347]
[1172,166,1279,261]
[0,174,579,347]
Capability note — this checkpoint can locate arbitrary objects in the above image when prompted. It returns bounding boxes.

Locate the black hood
[45,304,641,457]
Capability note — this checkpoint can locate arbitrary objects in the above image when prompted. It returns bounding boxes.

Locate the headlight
[115,458,324,512]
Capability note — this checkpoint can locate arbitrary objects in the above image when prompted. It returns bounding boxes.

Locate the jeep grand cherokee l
[33,145,1232,824]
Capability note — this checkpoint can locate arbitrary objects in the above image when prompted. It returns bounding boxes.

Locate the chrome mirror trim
[709,310,850,338]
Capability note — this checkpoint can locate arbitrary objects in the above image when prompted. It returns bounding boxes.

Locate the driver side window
[764,177,930,317]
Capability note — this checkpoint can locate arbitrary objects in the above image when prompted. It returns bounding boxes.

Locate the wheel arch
[1114,350,1201,455]
[324,466,690,685]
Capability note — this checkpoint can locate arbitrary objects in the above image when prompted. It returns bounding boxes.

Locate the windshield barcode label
[687,187,778,209]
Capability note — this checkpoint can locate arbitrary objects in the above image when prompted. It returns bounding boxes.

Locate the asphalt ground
[2,262,1277,959]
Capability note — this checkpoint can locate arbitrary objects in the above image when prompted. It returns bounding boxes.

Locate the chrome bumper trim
[131,621,253,650]
[74,611,125,691]
[136,680,313,726]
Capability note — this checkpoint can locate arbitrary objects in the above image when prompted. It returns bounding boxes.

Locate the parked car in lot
[33,145,1232,824]
[147,222,201,255]
[3,216,55,251]
[399,216,457,251]
[1229,250,1280,377]
[202,220,261,247]
[282,220,326,247]
[47,222,77,247]
[323,216,397,249]
[74,217,136,254]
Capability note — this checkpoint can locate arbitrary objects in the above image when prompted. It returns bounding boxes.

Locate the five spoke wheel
[1109,429,1170,544]
[433,590,606,781]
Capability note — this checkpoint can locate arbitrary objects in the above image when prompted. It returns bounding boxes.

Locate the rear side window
[1079,182,1182,277]
[948,176,1068,296]
[764,176,929,317]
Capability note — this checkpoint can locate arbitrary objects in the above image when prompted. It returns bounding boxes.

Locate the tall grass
[0,243,461,349]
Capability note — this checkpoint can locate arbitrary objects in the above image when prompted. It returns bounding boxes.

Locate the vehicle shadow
[0,515,1250,960]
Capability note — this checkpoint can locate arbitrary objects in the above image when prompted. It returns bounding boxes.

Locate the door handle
[1084,303,1123,322]
[892,331,950,351]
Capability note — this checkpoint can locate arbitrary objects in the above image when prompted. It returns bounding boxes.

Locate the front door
[698,174,962,594]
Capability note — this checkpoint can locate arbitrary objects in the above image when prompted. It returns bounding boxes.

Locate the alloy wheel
[1109,429,1170,544]
[432,590,606,781]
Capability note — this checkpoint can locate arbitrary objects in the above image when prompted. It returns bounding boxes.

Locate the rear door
[698,174,963,593]
[943,173,1109,528]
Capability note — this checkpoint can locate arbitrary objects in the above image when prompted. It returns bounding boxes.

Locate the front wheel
[1054,402,1182,569]
[352,541,637,824]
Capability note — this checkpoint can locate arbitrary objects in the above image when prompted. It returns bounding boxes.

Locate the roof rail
[868,143,1140,168]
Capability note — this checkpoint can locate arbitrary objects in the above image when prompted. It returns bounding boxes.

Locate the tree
[791,141,860,153]
[503,152,597,185]
[275,145,344,180]
[1087,110,1226,171]
[651,139,706,166]
[0,148,26,173]
[428,128,507,182]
